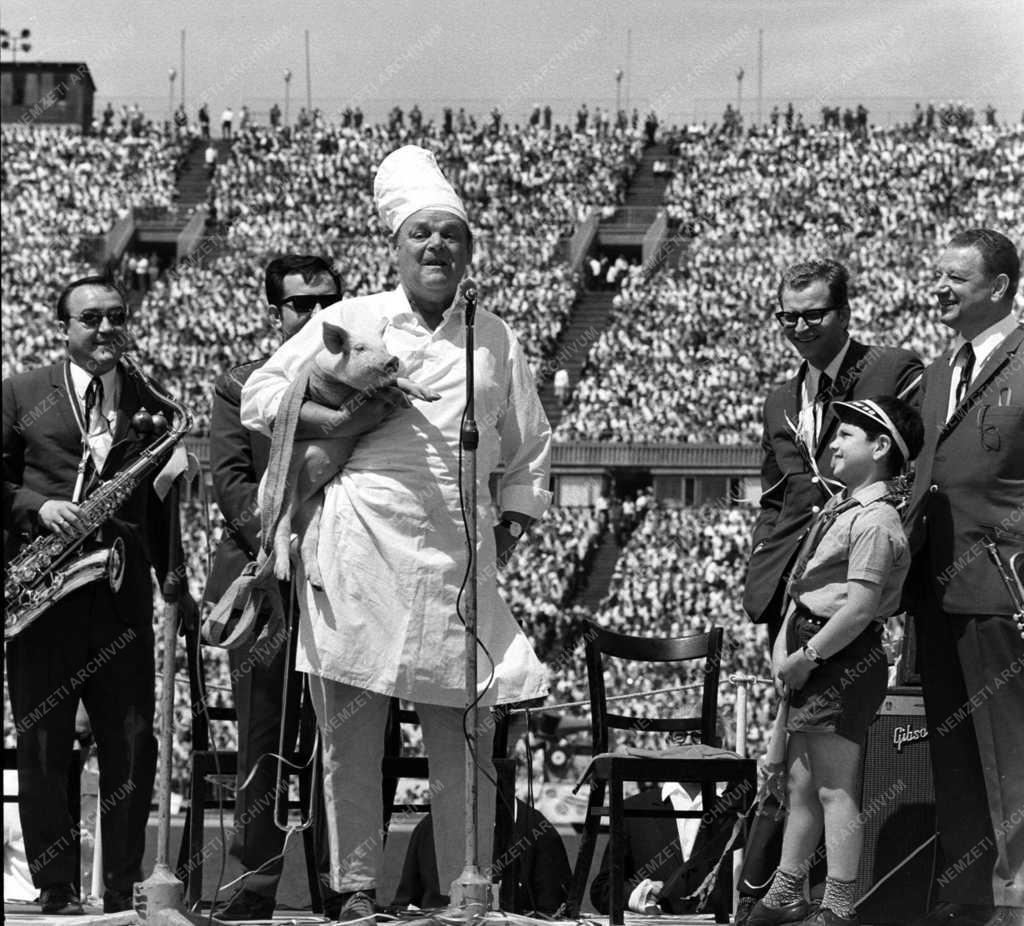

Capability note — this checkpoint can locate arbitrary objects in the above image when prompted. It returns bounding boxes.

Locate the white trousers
[307,677,496,894]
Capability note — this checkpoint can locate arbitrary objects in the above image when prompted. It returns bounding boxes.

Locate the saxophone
[4,354,192,640]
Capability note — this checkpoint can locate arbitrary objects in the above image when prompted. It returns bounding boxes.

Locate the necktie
[814,372,833,441]
[816,371,833,405]
[954,342,975,407]
[84,376,104,432]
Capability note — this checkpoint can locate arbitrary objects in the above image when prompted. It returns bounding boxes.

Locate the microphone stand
[450,280,492,918]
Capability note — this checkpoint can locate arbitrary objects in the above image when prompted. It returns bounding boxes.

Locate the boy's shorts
[785,606,888,745]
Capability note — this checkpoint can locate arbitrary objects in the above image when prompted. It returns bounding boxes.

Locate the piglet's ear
[321,320,351,355]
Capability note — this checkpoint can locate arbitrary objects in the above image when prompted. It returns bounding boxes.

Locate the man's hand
[38,500,86,538]
[299,387,409,440]
[494,524,519,567]
[771,640,789,693]
[778,650,815,691]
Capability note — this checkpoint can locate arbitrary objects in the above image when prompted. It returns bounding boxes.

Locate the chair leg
[174,806,192,892]
[493,757,516,911]
[298,762,323,913]
[608,776,625,926]
[563,778,605,918]
[714,849,732,923]
[186,754,207,908]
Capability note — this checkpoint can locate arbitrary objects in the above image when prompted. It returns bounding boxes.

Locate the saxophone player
[2,275,193,915]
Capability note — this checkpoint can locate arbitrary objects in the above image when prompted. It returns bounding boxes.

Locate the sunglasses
[774,307,840,328]
[70,308,129,328]
[278,293,343,314]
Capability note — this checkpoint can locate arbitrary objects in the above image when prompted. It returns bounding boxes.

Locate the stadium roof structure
[0,60,96,92]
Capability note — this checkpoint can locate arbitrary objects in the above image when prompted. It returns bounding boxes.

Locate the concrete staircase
[539,289,615,427]
[175,139,230,211]
[624,141,670,207]
[538,141,671,431]
[134,139,227,253]
[570,530,621,611]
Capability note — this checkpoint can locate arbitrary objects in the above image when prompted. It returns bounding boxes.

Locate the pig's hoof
[274,560,291,582]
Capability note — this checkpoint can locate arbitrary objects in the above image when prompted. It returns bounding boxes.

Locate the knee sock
[762,867,804,906]
[821,876,857,917]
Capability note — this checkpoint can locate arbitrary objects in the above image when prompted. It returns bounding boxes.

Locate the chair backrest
[583,620,724,755]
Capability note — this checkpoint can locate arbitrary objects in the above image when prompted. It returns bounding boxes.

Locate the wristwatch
[802,642,825,665]
[498,518,524,539]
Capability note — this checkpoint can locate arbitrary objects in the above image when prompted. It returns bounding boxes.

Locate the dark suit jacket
[392,801,571,915]
[204,359,271,603]
[2,359,178,624]
[743,339,923,631]
[589,787,735,915]
[905,323,1024,614]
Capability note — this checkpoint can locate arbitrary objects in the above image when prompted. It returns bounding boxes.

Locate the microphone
[460,277,478,325]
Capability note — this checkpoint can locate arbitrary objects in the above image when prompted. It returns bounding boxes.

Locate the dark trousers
[227,617,330,899]
[916,608,1024,906]
[6,584,156,896]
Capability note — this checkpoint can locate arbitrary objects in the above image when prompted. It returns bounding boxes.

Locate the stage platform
[2,910,735,926]
[2,905,907,926]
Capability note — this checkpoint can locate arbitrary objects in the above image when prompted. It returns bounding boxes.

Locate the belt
[792,603,828,627]
[793,603,884,631]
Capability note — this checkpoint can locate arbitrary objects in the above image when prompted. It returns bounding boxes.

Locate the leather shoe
[982,908,1024,926]
[40,884,84,915]
[796,908,857,926]
[735,896,759,926]
[905,902,995,926]
[748,898,812,926]
[213,888,276,921]
[103,889,134,913]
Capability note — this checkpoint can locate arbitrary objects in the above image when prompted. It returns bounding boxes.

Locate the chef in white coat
[240,145,552,917]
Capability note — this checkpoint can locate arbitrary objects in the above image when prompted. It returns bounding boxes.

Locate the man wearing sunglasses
[2,275,192,915]
[735,258,923,923]
[205,254,362,920]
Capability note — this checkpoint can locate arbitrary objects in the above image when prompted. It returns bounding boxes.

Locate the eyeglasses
[774,307,840,328]
[69,308,129,328]
[278,293,343,314]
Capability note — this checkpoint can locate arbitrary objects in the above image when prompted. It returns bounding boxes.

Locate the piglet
[268,316,439,586]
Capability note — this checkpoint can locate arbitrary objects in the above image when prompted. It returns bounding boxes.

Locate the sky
[1,0,1022,126]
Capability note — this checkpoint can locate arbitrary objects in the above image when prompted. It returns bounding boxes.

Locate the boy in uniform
[749,396,924,926]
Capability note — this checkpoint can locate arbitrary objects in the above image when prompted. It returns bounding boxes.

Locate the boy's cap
[833,398,911,463]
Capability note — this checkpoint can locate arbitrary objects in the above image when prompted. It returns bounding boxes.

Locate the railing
[567,209,599,273]
[176,206,208,260]
[185,437,762,473]
[551,441,762,469]
[641,208,668,269]
[600,205,663,230]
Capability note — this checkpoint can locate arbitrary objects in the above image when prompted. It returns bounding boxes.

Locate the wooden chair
[564,622,757,924]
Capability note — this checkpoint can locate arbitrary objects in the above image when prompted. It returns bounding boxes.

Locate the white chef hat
[373,144,469,236]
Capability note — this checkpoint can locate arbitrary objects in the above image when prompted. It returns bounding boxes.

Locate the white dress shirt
[68,361,119,471]
[797,337,851,452]
[946,312,1020,422]
[627,782,704,912]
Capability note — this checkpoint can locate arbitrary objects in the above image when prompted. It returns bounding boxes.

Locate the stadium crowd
[556,120,1024,442]
[1,122,193,379]
[129,121,642,431]
[3,105,1022,788]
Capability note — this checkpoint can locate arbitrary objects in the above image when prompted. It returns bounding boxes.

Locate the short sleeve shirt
[788,481,909,621]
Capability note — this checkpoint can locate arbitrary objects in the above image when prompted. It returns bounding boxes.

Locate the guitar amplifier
[854,688,937,922]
